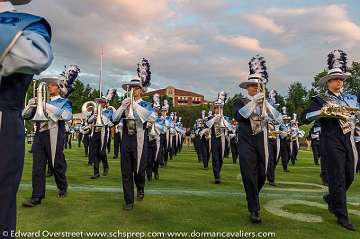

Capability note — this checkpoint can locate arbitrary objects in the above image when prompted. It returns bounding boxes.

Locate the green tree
[311,70,327,93]
[286,82,308,116]
[344,61,360,95]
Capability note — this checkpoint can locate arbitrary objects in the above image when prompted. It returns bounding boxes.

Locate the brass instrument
[126,87,136,135]
[268,129,280,139]
[81,101,105,127]
[32,81,50,122]
[219,105,227,129]
[204,128,211,140]
[321,104,360,121]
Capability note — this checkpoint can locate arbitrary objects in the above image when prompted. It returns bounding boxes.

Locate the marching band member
[22,65,79,207]
[0,0,53,233]
[146,93,163,181]
[168,112,177,159]
[234,55,282,223]
[301,50,358,230]
[206,91,232,184]
[194,119,203,163]
[279,108,292,172]
[173,112,179,156]
[159,100,170,167]
[229,119,238,164]
[267,120,280,186]
[199,110,211,170]
[267,91,281,186]
[112,58,156,210]
[289,113,304,165]
[80,120,91,158]
[87,89,116,179]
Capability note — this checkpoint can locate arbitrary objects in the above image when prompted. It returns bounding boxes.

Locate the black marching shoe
[268,181,276,186]
[136,191,144,201]
[22,198,41,207]
[91,174,100,179]
[203,167,208,170]
[113,156,118,159]
[337,217,356,231]
[46,171,53,178]
[58,189,67,198]
[123,203,134,211]
[154,173,159,180]
[103,168,109,176]
[283,169,290,172]
[214,178,221,184]
[250,211,261,224]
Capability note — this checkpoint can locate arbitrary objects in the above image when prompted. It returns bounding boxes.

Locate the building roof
[144,86,204,98]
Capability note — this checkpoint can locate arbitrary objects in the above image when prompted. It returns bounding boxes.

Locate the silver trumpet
[219,105,227,129]
[126,87,136,135]
[32,81,49,122]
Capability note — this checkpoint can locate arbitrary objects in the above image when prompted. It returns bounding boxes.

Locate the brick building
[144,86,206,107]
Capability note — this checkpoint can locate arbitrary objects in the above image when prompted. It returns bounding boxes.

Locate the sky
[18,0,360,100]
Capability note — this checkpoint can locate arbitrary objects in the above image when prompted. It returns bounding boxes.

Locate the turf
[16,143,360,239]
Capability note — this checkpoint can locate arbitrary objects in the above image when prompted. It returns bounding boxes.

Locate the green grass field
[16,142,360,239]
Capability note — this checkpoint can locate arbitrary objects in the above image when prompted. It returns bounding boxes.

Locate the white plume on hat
[317,49,350,87]
[239,55,268,89]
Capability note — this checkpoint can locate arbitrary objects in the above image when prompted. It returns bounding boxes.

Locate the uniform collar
[50,95,61,101]
[327,90,341,97]
[0,2,16,13]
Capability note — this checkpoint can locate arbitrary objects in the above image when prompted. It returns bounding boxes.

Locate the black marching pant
[194,135,202,162]
[92,131,109,176]
[159,134,167,166]
[0,111,25,237]
[280,139,290,170]
[230,138,238,164]
[78,133,82,147]
[322,132,354,220]
[107,131,112,154]
[114,132,121,158]
[32,130,67,199]
[64,133,71,149]
[121,133,148,205]
[83,134,90,157]
[211,137,223,180]
[238,132,266,213]
[200,137,210,168]
[290,140,298,165]
[267,139,277,183]
[311,139,320,165]
[146,139,159,179]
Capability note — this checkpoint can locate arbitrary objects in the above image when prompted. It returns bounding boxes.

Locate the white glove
[27,97,37,107]
[253,92,265,104]
[121,98,131,108]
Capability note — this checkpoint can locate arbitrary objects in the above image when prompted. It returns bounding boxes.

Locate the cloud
[17,1,360,99]
[265,4,360,46]
[175,0,230,16]
[242,14,285,34]
[215,35,287,66]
